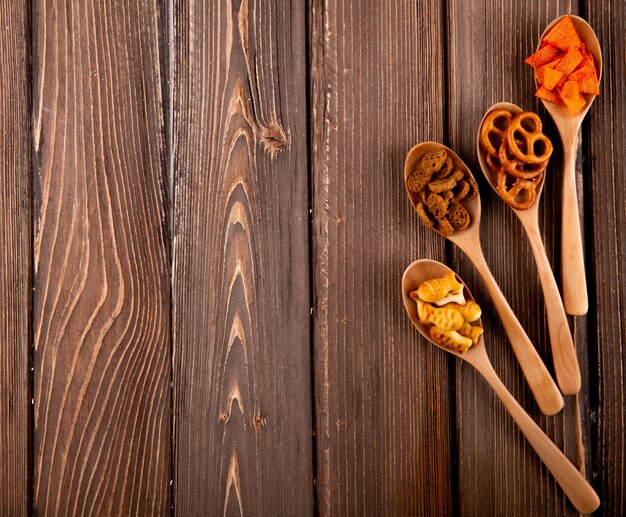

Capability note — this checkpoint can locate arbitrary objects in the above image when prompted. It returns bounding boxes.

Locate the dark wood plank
[310,1,452,514]
[32,1,170,514]
[0,1,31,514]
[447,1,592,515]
[586,0,626,514]
[171,0,313,514]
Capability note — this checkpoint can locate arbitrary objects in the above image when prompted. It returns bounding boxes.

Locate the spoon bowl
[535,15,602,316]
[401,259,485,358]
[476,102,546,207]
[403,143,563,414]
[537,16,603,126]
[476,102,581,394]
[401,259,599,514]
[404,142,481,240]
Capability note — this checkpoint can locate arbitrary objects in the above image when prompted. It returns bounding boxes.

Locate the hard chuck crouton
[421,149,448,174]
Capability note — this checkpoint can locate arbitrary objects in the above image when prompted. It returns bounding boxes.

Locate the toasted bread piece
[448,202,470,230]
[421,149,448,174]
[451,169,465,182]
[466,176,479,199]
[442,190,454,201]
[426,192,449,220]
[415,202,435,228]
[429,177,457,193]
[435,157,455,179]
[436,217,454,236]
[406,169,430,193]
[453,180,470,201]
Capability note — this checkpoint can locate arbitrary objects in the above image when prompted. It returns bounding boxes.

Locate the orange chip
[535,86,564,104]
[544,56,564,69]
[542,68,564,90]
[535,68,544,84]
[583,51,596,71]
[543,15,583,50]
[568,66,595,82]
[579,74,600,95]
[555,46,584,86]
[561,81,586,114]
[525,44,560,68]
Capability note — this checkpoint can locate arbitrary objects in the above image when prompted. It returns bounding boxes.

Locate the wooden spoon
[535,15,602,316]
[401,259,600,514]
[404,143,563,415]
[476,102,581,395]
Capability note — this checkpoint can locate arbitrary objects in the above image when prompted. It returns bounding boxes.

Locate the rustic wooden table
[0,0,623,515]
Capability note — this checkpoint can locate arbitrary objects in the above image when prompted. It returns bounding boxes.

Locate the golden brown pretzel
[498,139,547,180]
[506,112,553,164]
[480,109,513,156]
[496,171,541,209]
[485,152,503,173]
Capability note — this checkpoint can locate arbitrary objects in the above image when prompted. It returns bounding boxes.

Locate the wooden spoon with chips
[477,102,581,395]
[401,259,600,514]
[535,15,602,316]
[404,143,563,415]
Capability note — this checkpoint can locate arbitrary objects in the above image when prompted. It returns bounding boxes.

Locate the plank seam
[28,0,35,513]
[306,0,320,515]
[166,0,175,514]
[442,0,460,514]
[579,0,601,496]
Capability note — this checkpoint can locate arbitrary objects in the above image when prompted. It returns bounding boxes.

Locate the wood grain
[310,0,453,514]
[0,1,31,515]
[446,0,592,514]
[171,0,313,514]
[32,1,171,514]
[586,0,626,514]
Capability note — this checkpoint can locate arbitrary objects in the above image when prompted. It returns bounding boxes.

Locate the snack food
[525,15,600,115]
[410,273,483,354]
[406,147,476,236]
[415,271,463,302]
[479,109,552,210]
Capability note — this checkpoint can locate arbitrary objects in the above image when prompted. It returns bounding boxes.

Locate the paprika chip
[542,68,564,90]
[568,66,594,82]
[524,44,560,68]
[554,46,584,86]
[535,86,564,104]
[542,15,583,50]
[579,73,600,95]
[561,81,586,114]
[526,16,599,114]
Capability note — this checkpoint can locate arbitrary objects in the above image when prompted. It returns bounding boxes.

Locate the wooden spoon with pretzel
[477,102,581,395]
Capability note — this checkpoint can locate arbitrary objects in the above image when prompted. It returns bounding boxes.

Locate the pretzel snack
[496,170,540,210]
[479,108,552,210]
[506,112,553,164]
[498,139,547,180]
[479,109,513,156]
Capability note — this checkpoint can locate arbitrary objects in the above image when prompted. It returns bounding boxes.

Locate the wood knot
[253,411,267,429]
[260,124,288,157]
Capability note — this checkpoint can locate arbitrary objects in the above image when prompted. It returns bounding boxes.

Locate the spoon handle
[461,243,564,415]
[471,354,600,514]
[561,138,588,315]
[519,215,581,395]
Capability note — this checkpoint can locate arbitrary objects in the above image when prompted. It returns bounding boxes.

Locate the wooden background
[0,0,623,515]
